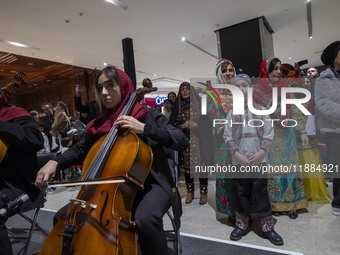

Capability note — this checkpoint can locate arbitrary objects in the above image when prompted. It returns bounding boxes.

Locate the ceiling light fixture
[182,37,218,60]
[5,40,29,48]
[105,0,128,10]
[307,1,312,39]
[0,39,40,50]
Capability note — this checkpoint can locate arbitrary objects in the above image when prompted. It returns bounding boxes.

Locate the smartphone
[297,59,308,66]
[76,75,81,86]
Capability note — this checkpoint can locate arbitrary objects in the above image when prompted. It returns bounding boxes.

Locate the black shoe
[263,230,284,246]
[230,228,245,241]
[273,211,281,217]
[288,210,298,219]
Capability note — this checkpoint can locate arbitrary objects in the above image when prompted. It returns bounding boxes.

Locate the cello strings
[82,92,137,181]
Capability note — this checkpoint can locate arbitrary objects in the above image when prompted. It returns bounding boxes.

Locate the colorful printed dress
[206,91,236,216]
[254,59,308,212]
[175,107,200,173]
[266,124,308,211]
[173,88,202,173]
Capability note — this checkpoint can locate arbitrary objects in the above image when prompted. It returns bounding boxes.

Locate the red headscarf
[0,96,30,122]
[281,63,314,113]
[253,59,290,129]
[85,68,147,138]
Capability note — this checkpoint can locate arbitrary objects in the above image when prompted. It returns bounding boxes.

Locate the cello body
[0,138,8,163]
[39,131,152,255]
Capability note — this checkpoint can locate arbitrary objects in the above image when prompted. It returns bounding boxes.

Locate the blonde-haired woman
[50,101,70,153]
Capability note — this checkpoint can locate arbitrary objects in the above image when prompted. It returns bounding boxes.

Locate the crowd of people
[144,41,339,246]
[0,40,339,254]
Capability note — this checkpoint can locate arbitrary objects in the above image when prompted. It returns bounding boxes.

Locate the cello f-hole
[100,190,110,227]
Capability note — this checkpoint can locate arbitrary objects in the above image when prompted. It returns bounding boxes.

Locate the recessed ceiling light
[181,37,186,41]
[0,39,39,50]
[5,40,29,48]
[289,57,292,60]
[103,62,108,66]
[105,0,127,10]
[309,36,313,39]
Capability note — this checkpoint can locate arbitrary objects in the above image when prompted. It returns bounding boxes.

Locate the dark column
[215,16,274,78]
[122,38,137,89]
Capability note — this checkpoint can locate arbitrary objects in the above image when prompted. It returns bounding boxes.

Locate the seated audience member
[38,120,51,154]
[154,105,162,113]
[30,110,39,121]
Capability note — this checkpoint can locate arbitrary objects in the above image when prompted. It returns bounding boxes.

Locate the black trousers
[326,134,340,209]
[133,182,171,255]
[184,172,207,185]
[233,165,272,219]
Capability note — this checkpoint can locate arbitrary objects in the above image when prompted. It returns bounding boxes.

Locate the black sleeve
[54,137,95,170]
[0,116,43,152]
[74,96,90,114]
[169,102,179,125]
[144,109,188,151]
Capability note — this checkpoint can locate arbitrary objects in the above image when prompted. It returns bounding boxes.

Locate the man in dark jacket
[0,96,44,255]
[40,102,55,151]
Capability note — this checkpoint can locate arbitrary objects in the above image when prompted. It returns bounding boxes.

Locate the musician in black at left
[0,96,44,255]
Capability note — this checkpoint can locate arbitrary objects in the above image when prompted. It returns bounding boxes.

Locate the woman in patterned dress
[253,58,308,219]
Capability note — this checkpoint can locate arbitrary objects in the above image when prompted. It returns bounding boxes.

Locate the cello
[0,73,28,163]
[39,86,156,255]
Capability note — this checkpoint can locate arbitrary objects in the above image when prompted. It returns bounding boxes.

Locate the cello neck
[83,91,139,181]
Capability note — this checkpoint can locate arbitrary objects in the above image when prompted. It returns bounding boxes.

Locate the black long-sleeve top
[0,116,44,205]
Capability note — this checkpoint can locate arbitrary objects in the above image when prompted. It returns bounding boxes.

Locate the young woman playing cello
[35,67,188,255]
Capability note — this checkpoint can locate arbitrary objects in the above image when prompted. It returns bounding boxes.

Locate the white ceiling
[0,0,339,91]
